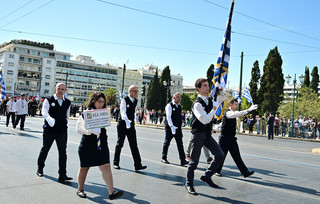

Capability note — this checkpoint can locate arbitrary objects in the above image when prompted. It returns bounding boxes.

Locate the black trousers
[114,122,142,167]
[15,114,26,129]
[162,126,186,161]
[37,130,68,175]
[268,125,274,139]
[217,135,248,175]
[6,112,15,127]
[186,132,224,186]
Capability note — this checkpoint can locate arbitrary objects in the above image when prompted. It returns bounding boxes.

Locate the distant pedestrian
[242,115,247,133]
[256,115,261,134]
[281,116,287,136]
[267,113,275,140]
[75,92,123,200]
[36,83,73,182]
[14,93,28,130]
[6,96,16,128]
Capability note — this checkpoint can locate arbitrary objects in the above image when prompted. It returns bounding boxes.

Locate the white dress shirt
[192,95,216,125]
[15,99,28,115]
[42,94,70,123]
[120,95,135,121]
[225,108,248,119]
[76,115,94,135]
[165,100,179,127]
[6,100,16,113]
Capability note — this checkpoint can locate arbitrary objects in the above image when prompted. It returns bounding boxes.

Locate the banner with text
[83,108,110,130]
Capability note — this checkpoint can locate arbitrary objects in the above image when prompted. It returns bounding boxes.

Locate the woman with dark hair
[76,92,123,200]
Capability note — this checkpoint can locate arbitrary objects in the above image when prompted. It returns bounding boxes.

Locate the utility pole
[238,52,244,111]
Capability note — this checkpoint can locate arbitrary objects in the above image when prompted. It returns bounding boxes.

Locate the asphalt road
[0,116,320,204]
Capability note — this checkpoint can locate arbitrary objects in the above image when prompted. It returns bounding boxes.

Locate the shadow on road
[42,174,149,203]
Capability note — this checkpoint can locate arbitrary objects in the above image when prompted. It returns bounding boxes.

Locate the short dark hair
[229,98,238,105]
[195,78,208,91]
[88,92,106,109]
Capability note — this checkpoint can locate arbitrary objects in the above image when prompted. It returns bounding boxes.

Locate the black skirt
[78,128,110,167]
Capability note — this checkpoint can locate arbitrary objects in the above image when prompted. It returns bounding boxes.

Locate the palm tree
[104,87,117,106]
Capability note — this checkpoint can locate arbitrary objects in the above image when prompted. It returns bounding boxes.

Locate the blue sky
[1,0,319,88]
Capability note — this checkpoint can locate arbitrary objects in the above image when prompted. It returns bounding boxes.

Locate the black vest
[118,96,137,124]
[221,109,237,137]
[164,102,182,128]
[191,97,213,134]
[43,96,71,132]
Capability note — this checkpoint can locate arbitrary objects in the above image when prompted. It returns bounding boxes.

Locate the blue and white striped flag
[0,73,6,102]
[243,87,253,104]
[210,0,235,120]
[233,89,239,99]
[119,90,127,101]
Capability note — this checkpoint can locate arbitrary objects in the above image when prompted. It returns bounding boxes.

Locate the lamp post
[285,74,304,137]
[163,80,174,104]
[121,60,129,99]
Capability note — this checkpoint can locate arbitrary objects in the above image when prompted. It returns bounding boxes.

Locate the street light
[285,74,304,137]
[163,80,174,104]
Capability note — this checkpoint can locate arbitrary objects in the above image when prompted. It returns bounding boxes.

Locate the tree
[104,87,117,106]
[160,66,171,110]
[302,66,310,87]
[180,93,192,111]
[258,46,285,114]
[206,64,215,88]
[278,86,320,120]
[310,66,319,93]
[146,69,161,110]
[249,60,260,102]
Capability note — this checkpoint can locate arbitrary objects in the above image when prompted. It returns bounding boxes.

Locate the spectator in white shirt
[14,93,28,130]
[6,96,16,128]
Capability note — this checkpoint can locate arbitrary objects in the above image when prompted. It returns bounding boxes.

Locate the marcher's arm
[76,116,93,135]
[165,103,174,127]
[226,110,248,119]
[192,102,216,124]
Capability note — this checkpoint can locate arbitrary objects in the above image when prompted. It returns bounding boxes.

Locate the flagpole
[238,51,243,111]
[214,0,235,101]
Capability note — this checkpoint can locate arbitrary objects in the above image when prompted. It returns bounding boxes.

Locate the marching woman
[76,92,123,200]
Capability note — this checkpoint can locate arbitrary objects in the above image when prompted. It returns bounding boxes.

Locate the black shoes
[185,184,197,195]
[180,160,189,166]
[161,159,170,164]
[20,128,25,131]
[243,170,254,178]
[200,176,219,188]
[135,165,147,171]
[77,190,87,198]
[113,164,120,169]
[109,190,124,200]
[58,175,73,182]
[36,169,43,177]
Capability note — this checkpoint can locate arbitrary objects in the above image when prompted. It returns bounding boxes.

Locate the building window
[9,54,14,58]
[7,70,13,75]
[44,90,49,94]
[45,82,50,86]
[46,67,51,72]
[6,78,13,83]
[47,60,52,64]
[45,75,50,79]
[8,62,14,67]
[6,86,12,91]
[33,59,40,64]
[20,56,25,61]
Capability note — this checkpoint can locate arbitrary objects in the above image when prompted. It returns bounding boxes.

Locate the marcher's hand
[125,119,131,129]
[248,104,258,112]
[216,91,227,104]
[47,117,55,127]
[170,126,178,135]
[92,128,101,135]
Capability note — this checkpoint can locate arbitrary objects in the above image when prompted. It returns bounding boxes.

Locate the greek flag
[233,89,242,104]
[0,73,6,102]
[210,0,235,120]
[119,90,127,101]
[233,89,239,99]
[243,87,253,104]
